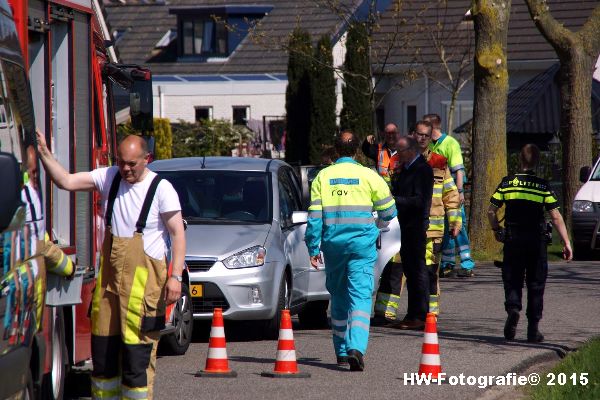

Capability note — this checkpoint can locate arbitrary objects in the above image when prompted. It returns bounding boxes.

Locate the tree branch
[523,0,577,52]
[578,4,600,56]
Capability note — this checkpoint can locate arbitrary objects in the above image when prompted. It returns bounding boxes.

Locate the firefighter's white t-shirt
[91,166,181,260]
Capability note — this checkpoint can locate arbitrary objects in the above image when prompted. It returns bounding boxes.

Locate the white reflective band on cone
[424,332,439,344]
[210,327,225,337]
[278,329,294,340]
[207,347,228,359]
[421,354,441,365]
[276,350,297,362]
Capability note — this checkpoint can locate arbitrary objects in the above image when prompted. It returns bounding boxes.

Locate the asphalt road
[67,261,600,399]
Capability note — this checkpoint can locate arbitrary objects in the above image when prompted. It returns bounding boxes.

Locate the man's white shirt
[91,166,181,259]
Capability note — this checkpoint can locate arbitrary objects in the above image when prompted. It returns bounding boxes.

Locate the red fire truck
[1,1,192,398]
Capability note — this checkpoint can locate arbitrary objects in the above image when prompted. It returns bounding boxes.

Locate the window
[232,106,249,125]
[406,105,417,133]
[181,18,227,56]
[278,171,300,227]
[157,170,270,223]
[195,106,212,122]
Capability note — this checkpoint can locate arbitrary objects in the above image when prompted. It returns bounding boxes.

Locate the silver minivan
[150,157,401,337]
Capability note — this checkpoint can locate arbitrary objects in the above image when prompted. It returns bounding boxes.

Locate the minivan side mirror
[291,211,308,225]
[0,152,23,232]
[579,166,591,183]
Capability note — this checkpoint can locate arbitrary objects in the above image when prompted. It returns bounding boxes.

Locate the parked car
[150,157,401,338]
[572,158,600,259]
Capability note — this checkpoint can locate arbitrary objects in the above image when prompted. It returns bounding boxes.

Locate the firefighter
[488,144,572,343]
[362,123,402,323]
[411,120,462,315]
[423,114,475,277]
[305,130,397,371]
[35,131,185,399]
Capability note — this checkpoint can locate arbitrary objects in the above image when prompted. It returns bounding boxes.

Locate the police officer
[488,144,572,343]
[305,130,397,371]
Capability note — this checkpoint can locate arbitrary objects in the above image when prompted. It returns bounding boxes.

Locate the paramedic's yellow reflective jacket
[305,157,397,257]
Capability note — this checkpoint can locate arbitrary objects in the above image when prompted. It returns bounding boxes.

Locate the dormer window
[169,5,272,61]
[181,17,228,56]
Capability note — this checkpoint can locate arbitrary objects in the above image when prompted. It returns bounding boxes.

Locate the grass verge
[527,337,600,399]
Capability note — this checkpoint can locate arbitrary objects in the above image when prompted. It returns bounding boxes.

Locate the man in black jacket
[390,136,434,330]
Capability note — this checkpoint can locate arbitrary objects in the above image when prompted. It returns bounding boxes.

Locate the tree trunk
[469,0,510,255]
[558,49,594,230]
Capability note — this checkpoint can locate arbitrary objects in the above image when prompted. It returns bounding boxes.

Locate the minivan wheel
[263,274,290,340]
[298,300,329,329]
[42,307,66,400]
[161,283,193,355]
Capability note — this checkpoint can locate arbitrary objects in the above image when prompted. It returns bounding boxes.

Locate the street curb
[477,349,566,400]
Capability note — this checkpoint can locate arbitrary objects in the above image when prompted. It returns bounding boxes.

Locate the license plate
[190,284,203,298]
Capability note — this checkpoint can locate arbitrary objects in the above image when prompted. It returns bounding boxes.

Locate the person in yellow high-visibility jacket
[305,130,397,372]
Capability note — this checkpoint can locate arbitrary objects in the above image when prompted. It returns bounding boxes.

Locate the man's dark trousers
[502,231,548,323]
[400,227,428,321]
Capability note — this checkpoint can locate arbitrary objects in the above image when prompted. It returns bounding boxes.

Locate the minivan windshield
[591,161,600,181]
[157,170,271,224]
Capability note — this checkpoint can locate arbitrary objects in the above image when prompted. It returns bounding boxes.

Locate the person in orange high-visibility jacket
[362,124,402,323]
[361,123,401,185]
[305,130,397,372]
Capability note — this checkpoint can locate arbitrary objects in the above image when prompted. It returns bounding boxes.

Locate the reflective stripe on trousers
[441,205,475,269]
[91,377,120,400]
[374,292,400,318]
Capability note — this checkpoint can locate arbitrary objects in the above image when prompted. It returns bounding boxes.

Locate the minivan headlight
[223,246,266,269]
[573,200,594,213]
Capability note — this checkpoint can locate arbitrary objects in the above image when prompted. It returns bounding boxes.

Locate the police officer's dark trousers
[400,227,429,321]
[502,230,548,324]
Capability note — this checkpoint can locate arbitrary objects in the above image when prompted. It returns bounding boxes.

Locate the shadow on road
[228,355,345,372]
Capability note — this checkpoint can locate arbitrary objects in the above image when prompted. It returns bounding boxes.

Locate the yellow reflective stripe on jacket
[47,251,74,276]
[124,266,149,345]
[443,177,457,190]
[501,192,545,203]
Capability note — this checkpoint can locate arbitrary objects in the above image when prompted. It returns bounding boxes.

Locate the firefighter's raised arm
[36,129,95,191]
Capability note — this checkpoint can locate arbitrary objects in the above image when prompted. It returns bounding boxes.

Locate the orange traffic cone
[418,312,442,379]
[261,310,310,378]
[196,308,237,377]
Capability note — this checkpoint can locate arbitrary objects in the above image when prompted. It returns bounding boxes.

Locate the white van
[572,157,600,259]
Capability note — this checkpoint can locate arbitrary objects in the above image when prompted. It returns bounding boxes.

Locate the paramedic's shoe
[456,268,474,278]
[347,350,364,371]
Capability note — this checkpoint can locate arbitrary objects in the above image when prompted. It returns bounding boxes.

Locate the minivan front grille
[186,259,215,272]
[191,282,230,313]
